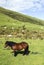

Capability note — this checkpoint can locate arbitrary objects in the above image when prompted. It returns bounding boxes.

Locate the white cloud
[0,0,44,12]
[0,0,6,4]
[4,0,34,11]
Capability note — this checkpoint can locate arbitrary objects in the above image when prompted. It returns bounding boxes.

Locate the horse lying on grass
[4,41,29,56]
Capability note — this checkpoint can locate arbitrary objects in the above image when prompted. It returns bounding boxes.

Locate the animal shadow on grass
[13,51,31,57]
[31,51,41,55]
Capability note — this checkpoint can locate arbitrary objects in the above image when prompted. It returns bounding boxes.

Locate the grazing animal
[4,41,29,56]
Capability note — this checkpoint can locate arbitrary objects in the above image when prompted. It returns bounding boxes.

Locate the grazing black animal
[4,41,29,56]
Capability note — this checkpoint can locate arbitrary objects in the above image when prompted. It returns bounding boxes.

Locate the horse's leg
[23,50,26,55]
[23,51,26,55]
[24,50,28,55]
[14,51,17,56]
[23,50,28,55]
[23,46,29,55]
[11,50,17,56]
[25,49,29,55]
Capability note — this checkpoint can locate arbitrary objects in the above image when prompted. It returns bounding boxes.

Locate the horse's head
[4,41,9,48]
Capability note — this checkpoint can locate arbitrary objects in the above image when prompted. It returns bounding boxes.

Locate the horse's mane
[5,41,16,46]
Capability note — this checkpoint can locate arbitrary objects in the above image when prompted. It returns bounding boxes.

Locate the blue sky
[0,0,44,20]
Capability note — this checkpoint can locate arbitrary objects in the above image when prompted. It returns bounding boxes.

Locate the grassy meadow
[0,37,44,65]
[0,7,44,65]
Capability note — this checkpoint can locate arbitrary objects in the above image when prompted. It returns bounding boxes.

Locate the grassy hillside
[0,7,44,26]
[0,7,44,65]
[0,7,44,31]
[0,7,44,39]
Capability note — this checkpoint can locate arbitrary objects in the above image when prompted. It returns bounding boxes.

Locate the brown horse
[4,41,29,56]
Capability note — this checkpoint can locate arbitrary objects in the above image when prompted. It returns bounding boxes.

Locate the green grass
[0,37,44,65]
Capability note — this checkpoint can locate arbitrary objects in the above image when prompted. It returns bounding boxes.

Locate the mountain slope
[0,7,44,38]
[0,7,44,26]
